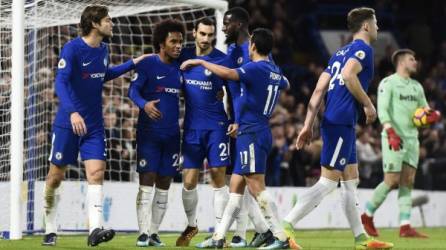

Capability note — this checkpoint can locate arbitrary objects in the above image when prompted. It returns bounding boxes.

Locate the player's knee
[400,178,414,189]
[247,184,263,198]
[182,170,198,189]
[87,168,105,184]
[387,180,399,189]
[155,176,172,190]
[183,180,197,190]
[210,168,226,188]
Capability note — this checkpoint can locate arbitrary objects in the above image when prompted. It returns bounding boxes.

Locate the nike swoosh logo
[82,61,92,66]
[156,76,166,80]
[221,157,228,161]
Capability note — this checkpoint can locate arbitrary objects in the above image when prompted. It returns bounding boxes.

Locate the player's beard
[198,42,210,51]
[225,30,238,45]
[98,28,112,39]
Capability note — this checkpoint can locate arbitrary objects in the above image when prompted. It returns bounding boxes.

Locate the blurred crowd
[1,0,446,190]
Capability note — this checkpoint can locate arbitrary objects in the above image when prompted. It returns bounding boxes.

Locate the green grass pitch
[1,228,445,249]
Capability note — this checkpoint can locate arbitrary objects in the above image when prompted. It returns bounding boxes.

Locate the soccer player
[182,28,297,250]
[361,49,440,238]
[221,7,276,248]
[174,18,231,247]
[42,5,148,247]
[128,19,184,247]
[281,7,394,250]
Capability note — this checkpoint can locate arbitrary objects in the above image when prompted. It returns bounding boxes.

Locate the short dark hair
[251,28,274,56]
[347,7,375,33]
[391,49,415,67]
[194,17,215,31]
[80,5,109,36]
[225,7,250,26]
[152,19,185,53]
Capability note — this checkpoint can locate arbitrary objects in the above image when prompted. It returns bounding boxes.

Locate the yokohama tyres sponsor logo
[82,72,106,79]
[155,86,180,94]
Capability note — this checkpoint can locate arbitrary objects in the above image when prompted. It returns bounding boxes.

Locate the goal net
[0,0,226,237]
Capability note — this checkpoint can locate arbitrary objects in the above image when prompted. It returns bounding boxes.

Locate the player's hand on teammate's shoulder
[296,126,312,150]
[144,99,162,120]
[226,123,238,138]
[132,53,154,65]
[180,59,203,70]
[70,112,87,136]
[363,103,377,124]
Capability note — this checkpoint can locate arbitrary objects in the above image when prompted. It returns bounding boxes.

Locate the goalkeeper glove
[386,127,403,151]
[426,109,441,124]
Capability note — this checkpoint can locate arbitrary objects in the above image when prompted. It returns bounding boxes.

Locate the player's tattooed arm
[342,58,376,124]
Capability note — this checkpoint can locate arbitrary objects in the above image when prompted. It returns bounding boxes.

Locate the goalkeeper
[361,49,440,238]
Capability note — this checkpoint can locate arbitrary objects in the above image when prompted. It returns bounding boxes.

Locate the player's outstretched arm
[341,58,376,124]
[104,54,152,81]
[296,72,330,150]
[180,59,239,81]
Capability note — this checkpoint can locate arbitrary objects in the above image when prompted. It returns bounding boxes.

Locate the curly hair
[152,19,185,53]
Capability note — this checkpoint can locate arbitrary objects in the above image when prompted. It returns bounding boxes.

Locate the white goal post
[2,0,227,240]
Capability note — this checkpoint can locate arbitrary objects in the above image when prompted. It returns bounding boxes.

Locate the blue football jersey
[235,60,288,133]
[323,39,374,125]
[53,37,134,130]
[225,42,246,123]
[226,41,275,123]
[182,47,229,130]
[128,55,182,129]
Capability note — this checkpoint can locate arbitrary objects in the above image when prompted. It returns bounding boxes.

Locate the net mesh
[0,0,219,233]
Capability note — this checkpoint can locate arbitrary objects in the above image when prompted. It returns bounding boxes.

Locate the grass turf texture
[1,228,445,250]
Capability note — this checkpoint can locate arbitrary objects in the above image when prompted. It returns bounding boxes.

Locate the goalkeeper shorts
[381,135,419,172]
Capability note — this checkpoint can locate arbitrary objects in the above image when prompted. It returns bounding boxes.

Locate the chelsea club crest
[237,57,243,65]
